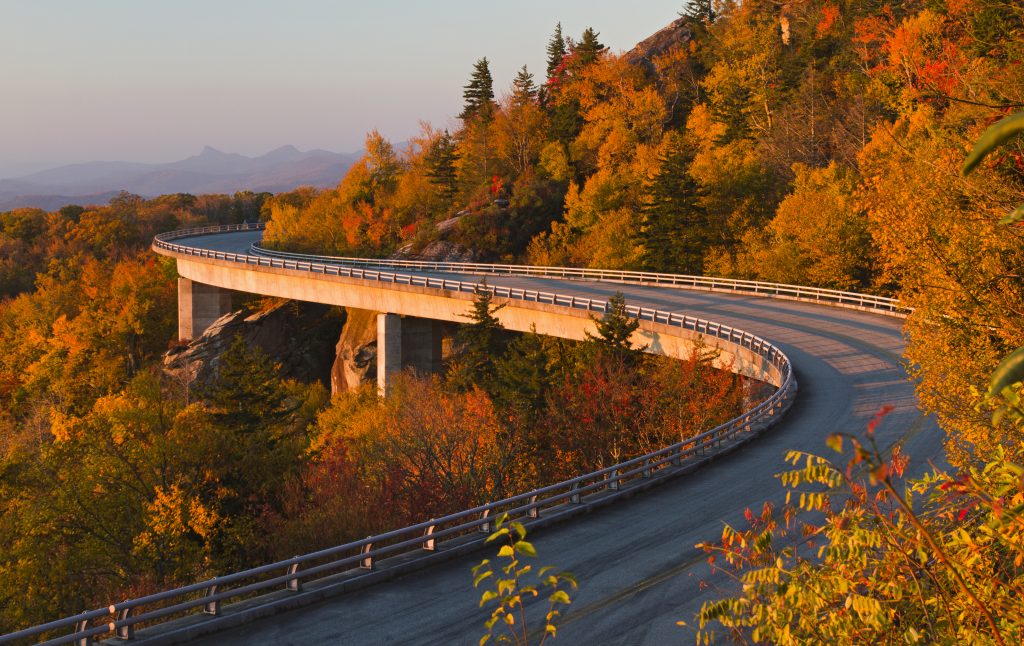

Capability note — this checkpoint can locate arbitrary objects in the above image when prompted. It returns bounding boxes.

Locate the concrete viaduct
[172,231,786,394]
[0,224,944,646]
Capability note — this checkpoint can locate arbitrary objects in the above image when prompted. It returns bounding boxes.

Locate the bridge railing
[4,224,814,644]
[251,245,906,317]
[155,222,908,316]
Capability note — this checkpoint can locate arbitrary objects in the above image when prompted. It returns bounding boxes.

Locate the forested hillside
[264,0,1024,466]
[259,2,1024,640]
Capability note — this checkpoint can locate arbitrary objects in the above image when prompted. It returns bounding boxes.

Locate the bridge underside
[171,256,783,391]
[176,275,448,393]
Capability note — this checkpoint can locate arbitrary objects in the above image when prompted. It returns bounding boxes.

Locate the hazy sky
[0,0,685,178]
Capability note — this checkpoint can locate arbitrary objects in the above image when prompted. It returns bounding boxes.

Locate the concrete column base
[178,278,232,341]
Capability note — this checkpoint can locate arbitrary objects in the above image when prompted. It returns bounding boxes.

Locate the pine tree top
[680,0,716,25]
[424,130,459,201]
[546,22,568,78]
[511,65,538,107]
[574,27,606,67]
[450,282,508,392]
[461,57,495,122]
[587,292,643,359]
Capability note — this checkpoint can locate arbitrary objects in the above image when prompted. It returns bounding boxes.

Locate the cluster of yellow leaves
[472,514,576,646]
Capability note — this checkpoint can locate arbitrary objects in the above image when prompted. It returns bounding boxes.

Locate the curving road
[158,230,942,645]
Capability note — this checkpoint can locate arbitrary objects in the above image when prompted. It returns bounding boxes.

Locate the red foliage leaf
[816,4,840,37]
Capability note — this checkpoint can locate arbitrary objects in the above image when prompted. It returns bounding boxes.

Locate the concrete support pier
[178,278,232,341]
[377,313,402,395]
[376,313,444,395]
[401,317,444,376]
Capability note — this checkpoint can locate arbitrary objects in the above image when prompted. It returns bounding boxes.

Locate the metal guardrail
[159,222,908,316]
[3,220,899,644]
[248,243,907,318]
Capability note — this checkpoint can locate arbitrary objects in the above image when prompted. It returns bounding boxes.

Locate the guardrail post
[479,509,492,533]
[286,562,301,592]
[607,470,621,491]
[569,482,582,504]
[527,494,540,518]
[671,449,682,467]
[360,542,375,570]
[74,618,93,646]
[642,460,653,479]
[423,523,437,552]
[203,584,220,615]
[115,606,133,640]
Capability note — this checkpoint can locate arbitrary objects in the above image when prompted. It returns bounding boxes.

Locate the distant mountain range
[0,145,363,211]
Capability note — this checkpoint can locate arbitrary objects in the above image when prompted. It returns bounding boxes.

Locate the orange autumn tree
[279,375,507,546]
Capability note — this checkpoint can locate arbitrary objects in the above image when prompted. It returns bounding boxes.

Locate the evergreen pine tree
[201,335,292,433]
[198,335,301,515]
[425,129,459,206]
[542,29,583,145]
[541,23,568,108]
[636,133,710,274]
[449,282,507,392]
[680,0,716,24]
[585,292,643,363]
[545,23,567,79]
[493,326,555,414]
[460,57,495,122]
[574,28,605,67]
[511,65,538,108]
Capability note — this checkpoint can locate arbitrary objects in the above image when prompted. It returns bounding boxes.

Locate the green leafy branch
[472,513,577,646]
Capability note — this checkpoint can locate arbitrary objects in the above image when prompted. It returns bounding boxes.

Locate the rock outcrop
[164,300,345,388]
[624,17,694,70]
[331,308,378,393]
[392,237,477,262]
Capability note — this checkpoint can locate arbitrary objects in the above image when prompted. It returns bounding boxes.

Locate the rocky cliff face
[394,239,477,262]
[624,17,694,69]
[164,300,346,388]
[331,308,378,392]
[164,299,389,394]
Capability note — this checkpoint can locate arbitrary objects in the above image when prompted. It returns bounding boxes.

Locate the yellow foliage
[859,109,1024,465]
[538,141,571,182]
[733,163,872,289]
